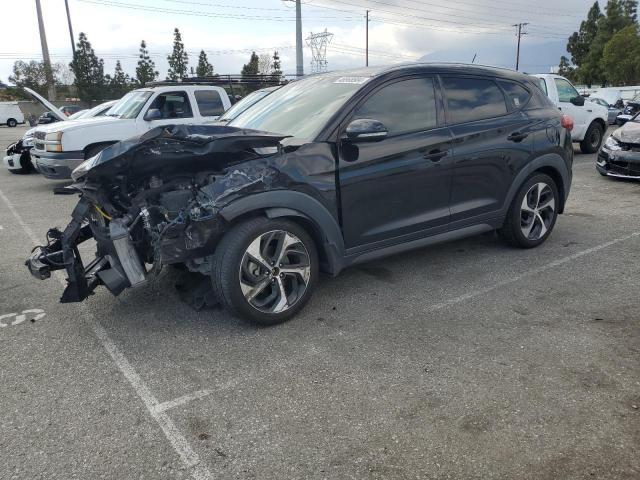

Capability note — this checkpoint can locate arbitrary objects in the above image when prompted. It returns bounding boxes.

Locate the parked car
[38,111,63,124]
[533,74,607,153]
[589,97,622,124]
[0,102,25,127]
[3,100,117,174]
[26,64,574,325]
[31,84,231,180]
[597,115,640,179]
[615,93,640,125]
[59,105,82,116]
[216,86,279,123]
[68,109,89,120]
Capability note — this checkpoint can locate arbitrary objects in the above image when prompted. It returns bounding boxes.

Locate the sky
[1,0,593,83]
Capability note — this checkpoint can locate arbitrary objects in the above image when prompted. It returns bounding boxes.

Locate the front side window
[442,77,508,124]
[147,91,193,119]
[194,90,224,117]
[353,77,437,135]
[554,78,579,103]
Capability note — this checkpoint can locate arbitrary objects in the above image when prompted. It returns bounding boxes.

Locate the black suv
[27,64,573,325]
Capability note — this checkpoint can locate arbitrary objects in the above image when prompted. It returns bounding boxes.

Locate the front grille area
[34,131,46,140]
[34,131,46,151]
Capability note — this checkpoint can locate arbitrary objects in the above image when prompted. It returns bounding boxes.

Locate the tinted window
[195,90,225,117]
[354,77,437,135]
[498,81,530,110]
[443,77,507,123]
[554,78,579,102]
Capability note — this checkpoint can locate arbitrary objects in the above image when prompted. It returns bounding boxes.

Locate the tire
[580,122,604,154]
[211,216,319,326]
[499,173,559,248]
[7,118,17,128]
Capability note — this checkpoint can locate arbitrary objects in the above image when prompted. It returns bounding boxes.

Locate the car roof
[308,62,528,82]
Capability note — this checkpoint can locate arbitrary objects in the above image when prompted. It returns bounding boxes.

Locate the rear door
[442,75,534,225]
[338,75,454,249]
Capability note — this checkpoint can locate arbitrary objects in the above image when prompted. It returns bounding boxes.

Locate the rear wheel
[580,122,604,154]
[499,173,559,248]
[211,217,318,325]
[7,118,17,128]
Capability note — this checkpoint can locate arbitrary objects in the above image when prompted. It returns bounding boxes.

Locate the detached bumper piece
[25,198,147,303]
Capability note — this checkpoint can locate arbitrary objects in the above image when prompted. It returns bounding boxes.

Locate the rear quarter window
[195,90,225,117]
[442,77,508,124]
[497,81,531,110]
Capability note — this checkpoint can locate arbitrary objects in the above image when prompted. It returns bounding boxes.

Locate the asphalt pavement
[0,124,638,479]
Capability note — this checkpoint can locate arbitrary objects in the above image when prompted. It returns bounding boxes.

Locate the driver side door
[136,90,194,133]
[553,77,589,137]
[338,76,453,250]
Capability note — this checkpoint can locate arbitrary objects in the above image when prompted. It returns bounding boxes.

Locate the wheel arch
[503,153,570,215]
[218,191,345,275]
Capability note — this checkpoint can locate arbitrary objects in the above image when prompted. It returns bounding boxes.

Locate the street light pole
[35,0,56,100]
[64,0,75,55]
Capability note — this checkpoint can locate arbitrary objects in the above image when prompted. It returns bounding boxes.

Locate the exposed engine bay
[25,125,291,303]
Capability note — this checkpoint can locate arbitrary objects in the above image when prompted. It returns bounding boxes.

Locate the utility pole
[296,0,303,77]
[35,0,56,100]
[64,0,75,55]
[514,22,528,71]
[365,10,370,67]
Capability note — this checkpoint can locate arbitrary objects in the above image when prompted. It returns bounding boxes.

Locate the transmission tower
[306,29,333,73]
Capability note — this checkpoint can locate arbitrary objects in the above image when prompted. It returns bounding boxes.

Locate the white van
[0,102,25,127]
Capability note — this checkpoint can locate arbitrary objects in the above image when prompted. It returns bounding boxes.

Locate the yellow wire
[94,205,112,221]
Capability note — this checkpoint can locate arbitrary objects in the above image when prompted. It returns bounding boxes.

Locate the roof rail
[147,74,298,89]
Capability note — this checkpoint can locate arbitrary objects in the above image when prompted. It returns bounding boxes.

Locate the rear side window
[442,77,507,124]
[498,81,530,110]
[195,90,225,117]
[354,77,437,135]
[554,78,579,102]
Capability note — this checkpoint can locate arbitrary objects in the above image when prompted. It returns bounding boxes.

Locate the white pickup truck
[533,74,608,154]
[32,84,231,179]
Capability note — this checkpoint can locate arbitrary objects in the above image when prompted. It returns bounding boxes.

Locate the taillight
[561,114,574,131]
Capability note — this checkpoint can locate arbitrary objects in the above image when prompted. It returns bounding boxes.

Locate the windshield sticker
[333,76,369,84]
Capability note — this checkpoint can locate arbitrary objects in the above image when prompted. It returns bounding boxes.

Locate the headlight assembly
[604,135,621,151]
[44,131,63,152]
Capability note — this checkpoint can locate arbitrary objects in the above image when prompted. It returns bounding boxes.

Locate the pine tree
[136,40,158,86]
[271,51,282,82]
[167,28,189,80]
[69,32,105,102]
[195,50,214,77]
[108,60,131,97]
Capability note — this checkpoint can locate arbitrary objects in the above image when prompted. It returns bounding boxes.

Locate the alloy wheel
[239,230,311,314]
[590,127,602,149]
[520,182,555,241]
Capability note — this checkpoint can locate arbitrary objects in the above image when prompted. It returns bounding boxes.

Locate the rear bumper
[32,150,84,179]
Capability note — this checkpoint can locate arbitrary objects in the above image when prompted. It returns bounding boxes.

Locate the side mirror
[570,95,585,106]
[343,118,388,143]
[144,108,162,121]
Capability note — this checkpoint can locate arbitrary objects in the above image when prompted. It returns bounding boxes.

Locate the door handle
[423,150,448,162]
[507,132,529,142]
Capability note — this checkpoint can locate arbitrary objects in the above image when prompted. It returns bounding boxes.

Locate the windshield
[218,89,272,122]
[229,75,368,140]
[106,90,153,119]
[68,110,89,120]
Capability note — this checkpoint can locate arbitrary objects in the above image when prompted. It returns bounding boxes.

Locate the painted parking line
[0,186,214,480]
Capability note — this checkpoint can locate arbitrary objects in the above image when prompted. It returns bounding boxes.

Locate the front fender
[219,190,346,274]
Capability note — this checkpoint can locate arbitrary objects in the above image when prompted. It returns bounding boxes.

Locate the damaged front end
[26,124,290,303]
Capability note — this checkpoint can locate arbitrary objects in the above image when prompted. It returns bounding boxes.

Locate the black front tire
[580,122,604,154]
[211,216,319,326]
[499,173,559,248]
[7,118,17,128]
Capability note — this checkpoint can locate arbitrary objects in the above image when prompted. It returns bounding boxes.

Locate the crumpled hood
[613,121,640,143]
[73,124,290,182]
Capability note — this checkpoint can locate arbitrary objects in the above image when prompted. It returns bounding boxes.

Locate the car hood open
[25,87,67,122]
